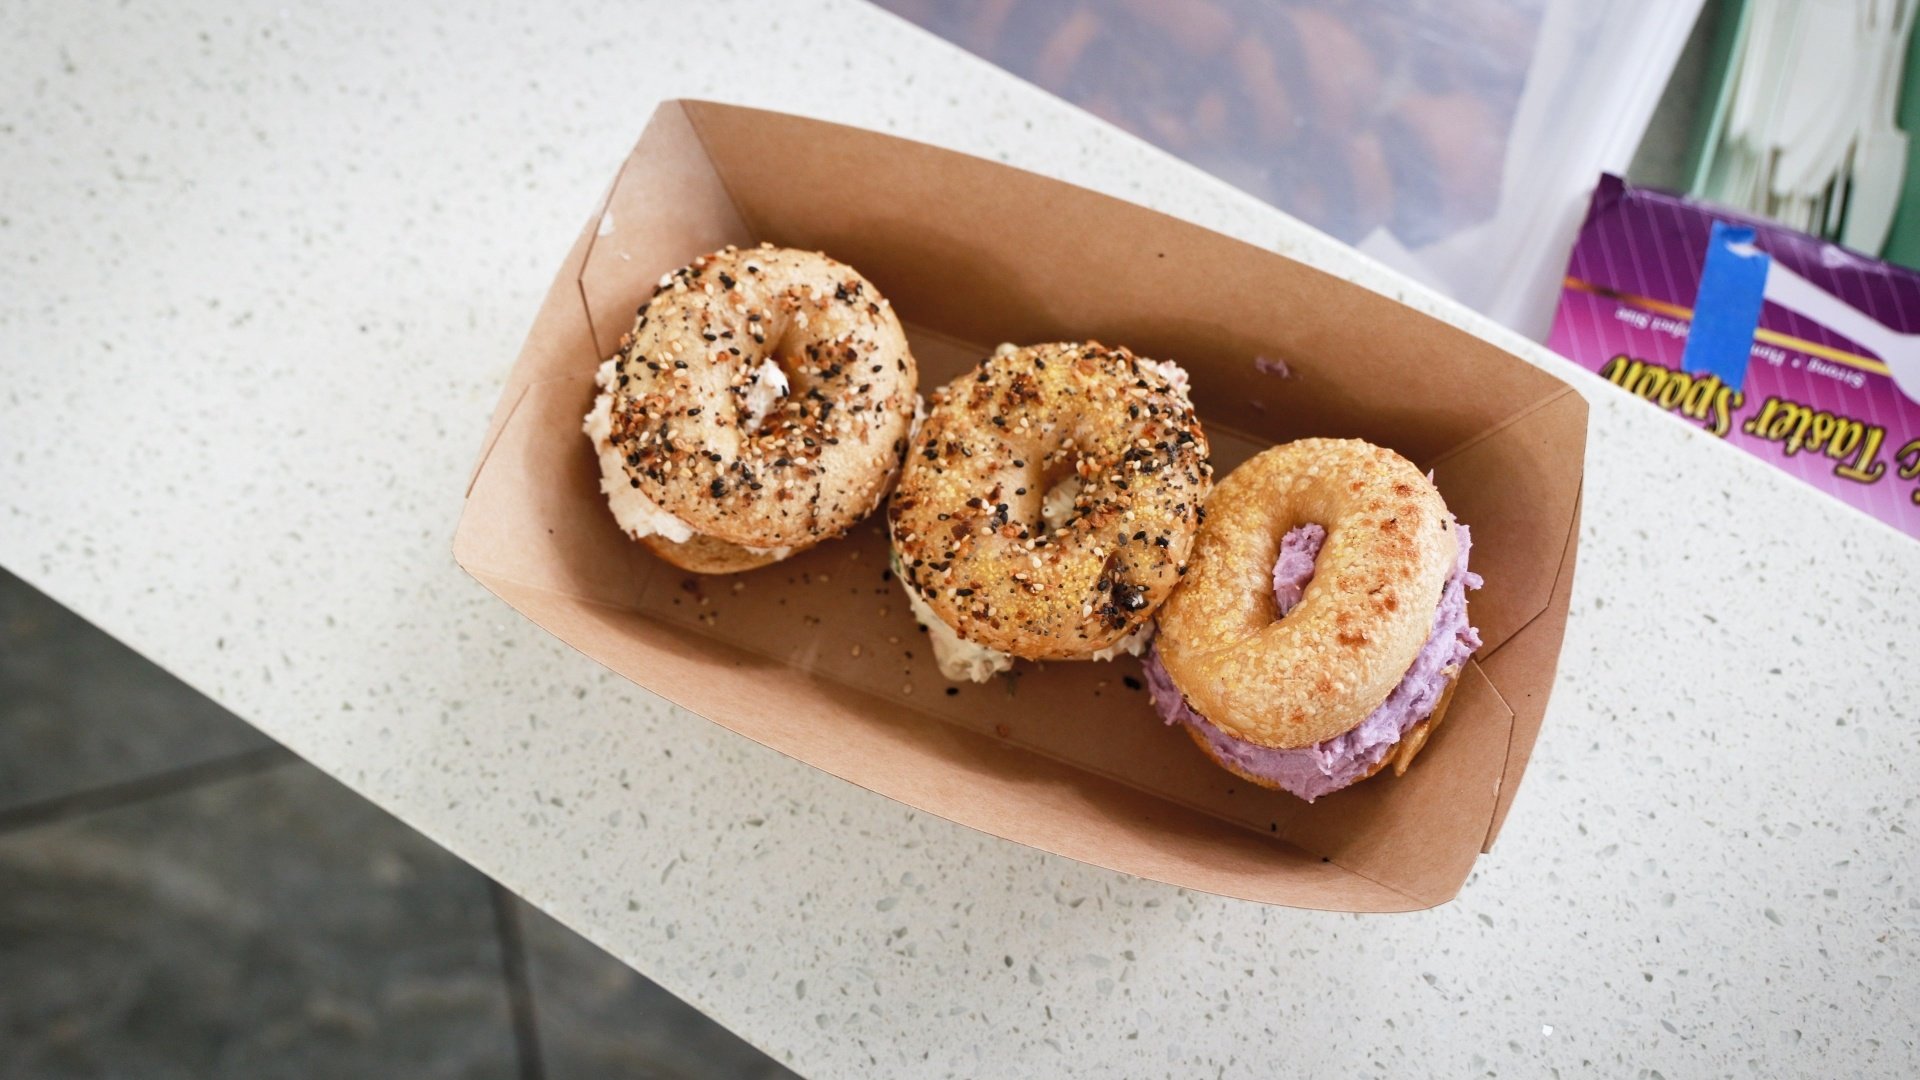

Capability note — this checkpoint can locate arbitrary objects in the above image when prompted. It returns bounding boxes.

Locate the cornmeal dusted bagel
[888,341,1210,659]
[1155,439,1457,748]
[585,244,917,571]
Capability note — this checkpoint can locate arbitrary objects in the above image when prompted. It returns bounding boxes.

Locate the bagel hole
[1269,522,1327,621]
[1034,460,1084,533]
[752,306,850,431]
[740,354,792,433]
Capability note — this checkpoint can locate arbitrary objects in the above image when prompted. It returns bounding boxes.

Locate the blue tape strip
[1680,222,1770,392]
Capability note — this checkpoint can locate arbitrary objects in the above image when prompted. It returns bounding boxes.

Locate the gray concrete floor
[0,568,798,1080]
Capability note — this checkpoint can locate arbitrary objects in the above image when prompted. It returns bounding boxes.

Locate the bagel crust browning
[599,244,917,554]
[888,342,1210,658]
[1156,439,1456,748]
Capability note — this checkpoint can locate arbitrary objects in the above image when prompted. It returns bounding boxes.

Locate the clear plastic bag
[879,0,1703,337]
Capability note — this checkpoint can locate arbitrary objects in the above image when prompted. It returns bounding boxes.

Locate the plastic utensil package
[1550,175,1920,541]
[454,101,1588,911]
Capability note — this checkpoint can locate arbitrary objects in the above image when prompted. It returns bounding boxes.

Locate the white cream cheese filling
[1085,619,1154,662]
[901,576,1016,683]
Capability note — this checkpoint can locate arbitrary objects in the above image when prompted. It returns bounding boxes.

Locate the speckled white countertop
[3,1,1917,1076]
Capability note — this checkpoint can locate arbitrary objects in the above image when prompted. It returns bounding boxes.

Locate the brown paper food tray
[454,101,1586,912]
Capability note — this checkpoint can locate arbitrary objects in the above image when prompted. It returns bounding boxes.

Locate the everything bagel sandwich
[887,342,1211,681]
[584,244,918,573]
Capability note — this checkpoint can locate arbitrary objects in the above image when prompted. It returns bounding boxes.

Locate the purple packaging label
[1548,175,1920,541]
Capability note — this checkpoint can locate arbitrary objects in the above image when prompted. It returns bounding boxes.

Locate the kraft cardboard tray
[454,100,1586,912]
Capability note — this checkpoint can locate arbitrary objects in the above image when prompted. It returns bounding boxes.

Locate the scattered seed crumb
[851,644,862,657]
[945,687,958,696]
[994,723,1010,737]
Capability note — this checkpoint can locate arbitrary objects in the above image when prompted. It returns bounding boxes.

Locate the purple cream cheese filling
[1144,522,1483,802]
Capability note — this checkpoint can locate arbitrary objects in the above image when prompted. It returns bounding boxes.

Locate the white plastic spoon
[1755,254,1920,403]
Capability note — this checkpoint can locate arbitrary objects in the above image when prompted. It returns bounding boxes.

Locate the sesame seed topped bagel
[1154,439,1458,748]
[584,244,917,570]
[888,342,1211,672]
